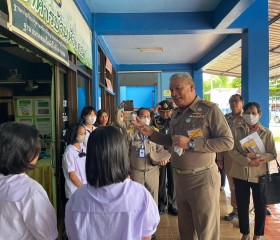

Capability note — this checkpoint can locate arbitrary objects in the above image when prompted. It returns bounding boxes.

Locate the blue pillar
[239,0,269,127]
[92,33,99,109]
[193,70,203,99]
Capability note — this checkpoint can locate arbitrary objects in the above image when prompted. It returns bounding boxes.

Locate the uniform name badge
[139,147,145,158]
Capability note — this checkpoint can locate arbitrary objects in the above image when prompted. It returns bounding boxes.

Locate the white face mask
[142,118,150,125]
[244,114,259,125]
[76,135,86,143]
[86,116,96,125]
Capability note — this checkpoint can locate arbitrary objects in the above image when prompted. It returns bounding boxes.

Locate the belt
[131,166,157,172]
[174,163,215,175]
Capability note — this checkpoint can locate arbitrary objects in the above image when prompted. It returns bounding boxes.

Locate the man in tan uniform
[132,73,234,240]
[217,94,244,221]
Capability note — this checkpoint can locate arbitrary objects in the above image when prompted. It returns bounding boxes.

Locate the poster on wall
[15,117,33,125]
[105,78,113,92]
[7,0,93,69]
[35,98,51,116]
[105,57,113,74]
[16,98,33,116]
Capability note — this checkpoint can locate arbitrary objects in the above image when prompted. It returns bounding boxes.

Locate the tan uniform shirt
[150,96,234,170]
[217,112,244,171]
[128,130,163,171]
[229,123,277,183]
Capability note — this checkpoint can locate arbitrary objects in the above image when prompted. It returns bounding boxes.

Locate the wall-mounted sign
[105,57,113,74]
[7,0,92,69]
[16,98,33,116]
[163,90,171,97]
[105,78,113,92]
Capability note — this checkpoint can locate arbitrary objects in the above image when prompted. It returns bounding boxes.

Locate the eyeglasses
[78,150,86,158]
[230,99,242,104]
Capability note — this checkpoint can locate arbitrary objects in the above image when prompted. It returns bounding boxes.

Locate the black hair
[136,107,150,116]
[96,109,110,126]
[229,94,244,103]
[68,123,85,145]
[0,122,41,175]
[80,106,97,123]
[86,126,130,188]
[244,102,262,114]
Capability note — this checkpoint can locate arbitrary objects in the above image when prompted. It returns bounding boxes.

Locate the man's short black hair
[86,126,130,188]
[229,94,244,103]
[136,107,150,116]
[244,102,262,114]
[0,122,41,175]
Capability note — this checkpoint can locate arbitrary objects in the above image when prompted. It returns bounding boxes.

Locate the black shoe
[224,212,238,221]
[266,207,272,215]
[168,207,178,216]
[159,208,165,215]
[151,234,157,240]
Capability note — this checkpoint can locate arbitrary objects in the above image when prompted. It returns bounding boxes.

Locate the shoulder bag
[259,160,280,205]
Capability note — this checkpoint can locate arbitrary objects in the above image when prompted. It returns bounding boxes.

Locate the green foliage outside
[203,75,280,141]
[203,75,280,98]
[203,75,241,100]
[269,80,280,96]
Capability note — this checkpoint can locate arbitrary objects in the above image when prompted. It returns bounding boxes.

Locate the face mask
[86,116,96,125]
[76,135,85,143]
[244,114,259,125]
[142,118,150,125]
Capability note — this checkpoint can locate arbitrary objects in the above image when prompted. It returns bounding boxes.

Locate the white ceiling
[83,0,246,70]
[104,34,226,64]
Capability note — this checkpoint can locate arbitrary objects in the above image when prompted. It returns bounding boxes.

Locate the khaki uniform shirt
[229,123,277,183]
[128,130,163,171]
[150,96,234,170]
[217,112,244,171]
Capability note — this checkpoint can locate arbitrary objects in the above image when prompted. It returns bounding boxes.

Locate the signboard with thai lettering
[7,0,92,69]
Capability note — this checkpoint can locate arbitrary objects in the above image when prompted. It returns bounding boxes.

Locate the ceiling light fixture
[138,47,163,53]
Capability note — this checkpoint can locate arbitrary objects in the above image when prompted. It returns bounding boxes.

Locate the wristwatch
[188,140,195,150]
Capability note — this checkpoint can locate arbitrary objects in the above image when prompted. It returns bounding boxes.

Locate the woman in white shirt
[65,126,160,240]
[63,123,87,198]
[0,122,58,240]
[80,106,97,147]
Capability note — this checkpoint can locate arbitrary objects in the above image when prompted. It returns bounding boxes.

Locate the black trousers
[158,162,177,211]
[219,166,226,187]
[233,178,267,236]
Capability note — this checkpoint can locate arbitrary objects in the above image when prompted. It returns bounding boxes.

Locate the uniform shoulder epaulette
[153,126,160,132]
[126,127,134,133]
[199,100,215,108]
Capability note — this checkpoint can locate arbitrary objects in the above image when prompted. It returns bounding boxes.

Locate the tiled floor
[156,189,280,240]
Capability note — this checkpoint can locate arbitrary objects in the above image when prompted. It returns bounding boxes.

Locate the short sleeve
[63,148,77,173]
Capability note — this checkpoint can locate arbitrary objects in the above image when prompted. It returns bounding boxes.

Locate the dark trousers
[233,178,267,236]
[219,166,226,187]
[158,162,177,211]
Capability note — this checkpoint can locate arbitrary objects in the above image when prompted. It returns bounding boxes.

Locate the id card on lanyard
[138,133,147,158]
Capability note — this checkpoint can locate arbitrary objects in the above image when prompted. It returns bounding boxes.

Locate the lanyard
[138,133,147,148]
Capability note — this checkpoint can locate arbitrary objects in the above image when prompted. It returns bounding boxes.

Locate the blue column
[193,70,203,99]
[240,0,269,127]
[92,33,99,109]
